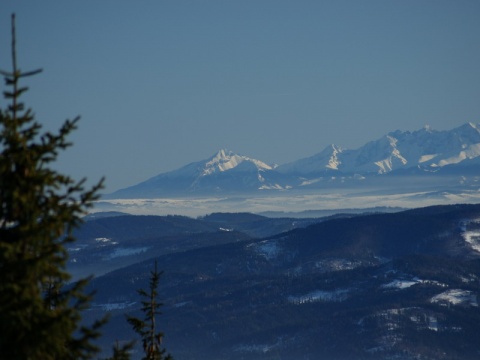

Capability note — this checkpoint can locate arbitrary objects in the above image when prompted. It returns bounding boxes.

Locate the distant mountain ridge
[106,123,480,198]
[278,122,480,175]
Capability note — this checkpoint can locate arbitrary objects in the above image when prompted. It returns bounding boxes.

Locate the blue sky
[1,1,480,192]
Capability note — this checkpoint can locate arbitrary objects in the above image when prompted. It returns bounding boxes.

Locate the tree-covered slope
[79,204,480,359]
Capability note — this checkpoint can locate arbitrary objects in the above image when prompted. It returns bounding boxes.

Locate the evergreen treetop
[0,14,105,359]
[126,261,173,360]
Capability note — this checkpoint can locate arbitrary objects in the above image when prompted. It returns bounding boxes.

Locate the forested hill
[73,204,480,359]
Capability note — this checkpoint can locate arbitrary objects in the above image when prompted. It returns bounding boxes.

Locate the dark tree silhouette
[126,261,173,360]
[0,14,105,359]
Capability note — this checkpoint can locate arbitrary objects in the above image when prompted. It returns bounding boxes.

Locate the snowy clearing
[382,279,419,289]
[431,289,478,307]
[462,230,480,252]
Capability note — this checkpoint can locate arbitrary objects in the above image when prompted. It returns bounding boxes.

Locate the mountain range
[106,123,480,199]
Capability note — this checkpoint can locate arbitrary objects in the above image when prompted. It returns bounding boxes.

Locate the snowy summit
[106,123,480,199]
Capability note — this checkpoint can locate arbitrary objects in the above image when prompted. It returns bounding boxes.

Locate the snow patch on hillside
[373,136,409,174]
[437,144,480,167]
[463,230,480,252]
[381,277,448,290]
[372,307,446,334]
[95,237,118,245]
[460,219,480,252]
[431,289,478,307]
[419,154,438,163]
[382,279,418,289]
[326,144,342,170]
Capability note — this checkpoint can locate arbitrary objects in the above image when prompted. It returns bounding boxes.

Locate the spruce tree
[126,261,173,360]
[0,14,105,359]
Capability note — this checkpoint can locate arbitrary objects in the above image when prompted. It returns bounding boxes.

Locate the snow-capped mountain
[275,144,344,175]
[201,149,272,175]
[107,149,287,198]
[278,122,480,175]
[106,123,480,199]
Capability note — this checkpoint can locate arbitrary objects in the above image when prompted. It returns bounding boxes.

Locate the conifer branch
[0,13,105,359]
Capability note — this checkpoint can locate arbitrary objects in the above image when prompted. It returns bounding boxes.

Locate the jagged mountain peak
[276,143,345,175]
[283,122,480,175]
[203,149,273,176]
[106,122,480,199]
[107,149,279,198]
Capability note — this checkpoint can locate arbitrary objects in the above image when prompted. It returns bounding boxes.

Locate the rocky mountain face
[74,204,480,359]
[279,122,480,175]
[106,123,480,199]
[107,149,291,198]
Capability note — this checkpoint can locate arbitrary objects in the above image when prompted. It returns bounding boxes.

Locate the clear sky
[1,1,480,192]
